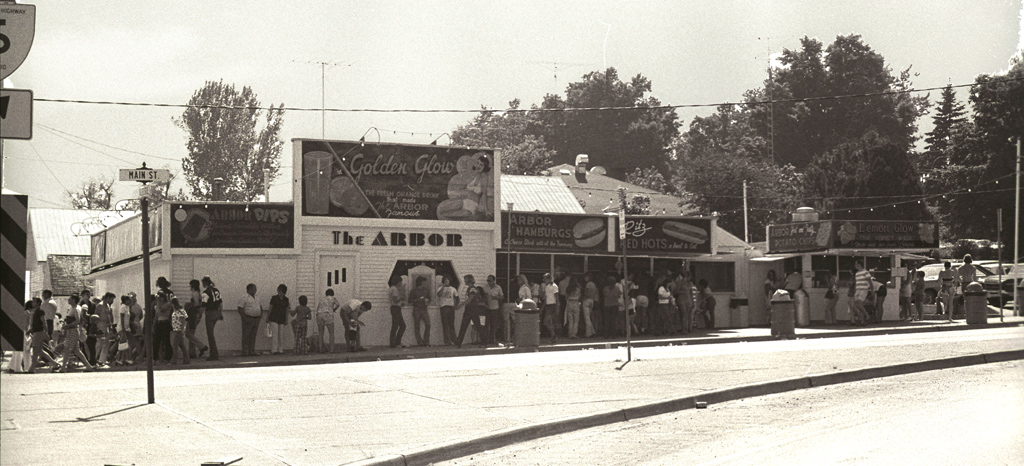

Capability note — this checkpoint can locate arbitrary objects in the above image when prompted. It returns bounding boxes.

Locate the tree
[926,52,1023,248]
[920,84,968,170]
[533,68,679,179]
[115,169,186,212]
[671,106,804,242]
[174,80,285,202]
[804,132,930,220]
[625,167,671,194]
[68,176,114,210]
[747,35,928,168]
[451,99,556,175]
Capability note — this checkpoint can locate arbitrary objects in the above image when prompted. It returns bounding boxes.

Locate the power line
[32,77,1024,114]
[36,123,181,162]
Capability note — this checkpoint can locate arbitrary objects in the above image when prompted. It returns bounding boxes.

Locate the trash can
[515,299,541,347]
[729,297,749,328]
[964,282,987,325]
[770,291,795,339]
[794,290,810,327]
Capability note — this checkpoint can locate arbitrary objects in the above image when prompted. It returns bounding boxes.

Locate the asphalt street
[1,325,1023,466]
[436,360,1024,466]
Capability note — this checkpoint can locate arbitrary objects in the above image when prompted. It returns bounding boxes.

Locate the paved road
[2,326,1022,466]
[436,360,1024,466]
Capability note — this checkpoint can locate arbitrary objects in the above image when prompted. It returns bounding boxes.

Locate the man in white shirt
[237,283,263,356]
[339,299,372,352]
[41,289,58,340]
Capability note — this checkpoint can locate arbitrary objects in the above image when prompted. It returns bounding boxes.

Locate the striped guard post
[1,193,28,351]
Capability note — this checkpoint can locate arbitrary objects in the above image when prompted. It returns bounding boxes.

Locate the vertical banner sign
[1,194,28,351]
[299,140,496,221]
[0,4,36,80]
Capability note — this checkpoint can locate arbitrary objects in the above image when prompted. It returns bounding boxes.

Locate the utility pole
[617,187,631,363]
[743,180,749,244]
[1015,138,1021,317]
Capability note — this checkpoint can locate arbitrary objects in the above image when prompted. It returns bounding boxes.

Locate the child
[899,275,912,321]
[291,295,311,354]
[170,297,190,364]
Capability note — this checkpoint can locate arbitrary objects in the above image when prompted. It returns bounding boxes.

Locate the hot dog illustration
[662,221,708,244]
[573,218,606,248]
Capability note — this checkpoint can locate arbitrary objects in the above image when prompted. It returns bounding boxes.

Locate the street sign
[0,88,31,139]
[0,4,36,80]
[120,168,170,182]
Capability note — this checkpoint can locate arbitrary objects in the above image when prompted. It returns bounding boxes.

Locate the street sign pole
[141,193,154,404]
[617,187,631,363]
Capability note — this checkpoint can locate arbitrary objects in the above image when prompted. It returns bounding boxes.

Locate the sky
[2,0,1022,210]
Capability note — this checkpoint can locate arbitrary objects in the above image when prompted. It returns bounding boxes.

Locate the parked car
[983,263,1024,305]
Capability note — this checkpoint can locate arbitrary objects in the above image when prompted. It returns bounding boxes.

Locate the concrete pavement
[2,317,1023,466]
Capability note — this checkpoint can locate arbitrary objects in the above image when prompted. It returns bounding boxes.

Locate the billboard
[768,220,939,253]
[620,216,713,255]
[169,203,294,249]
[298,140,496,222]
[501,212,610,253]
[768,221,834,253]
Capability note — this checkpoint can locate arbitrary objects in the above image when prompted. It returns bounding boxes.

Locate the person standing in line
[937,262,955,319]
[79,289,97,365]
[27,299,57,372]
[388,277,407,348]
[898,273,912,321]
[656,276,675,335]
[874,277,888,324]
[823,271,839,325]
[437,276,457,346]
[556,270,570,337]
[237,283,263,357]
[912,270,926,321]
[316,289,340,353]
[455,285,485,348]
[339,299,372,352]
[852,261,872,326]
[517,275,532,303]
[41,289,58,341]
[290,295,311,355]
[169,297,190,365]
[153,291,175,363]
[564,275,581,339]
[783,268,803,297]
[58,295,94,372]
[483,275,504,346]
[95,292,116,366]
[115,295,135,365]
[674,271,695,334]
[581,273,598,338]
[541,273,560,344]
[695,279,716,330]
[457,275,481,345]
[764,270,779,325]
[201,277,223,361]
[128,293,145,363]
[409,276,432,347]
[185,280,209,359]
[268,284,290,355]
[954,254,978,320]
[601,276,621,339]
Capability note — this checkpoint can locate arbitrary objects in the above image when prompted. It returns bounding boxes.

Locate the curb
[348,348,1024,466]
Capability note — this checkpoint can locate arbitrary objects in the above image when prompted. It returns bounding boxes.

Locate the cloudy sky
[2,0,1021,209]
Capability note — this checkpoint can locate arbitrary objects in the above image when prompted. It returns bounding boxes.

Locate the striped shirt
[855,270,872,291]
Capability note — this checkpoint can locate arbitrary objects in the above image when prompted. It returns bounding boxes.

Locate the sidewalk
[2,315,1022,466]
[12,312,1016,372]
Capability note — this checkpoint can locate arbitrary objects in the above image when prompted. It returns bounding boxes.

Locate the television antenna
[529,61,594,82]
[293,60,355,139]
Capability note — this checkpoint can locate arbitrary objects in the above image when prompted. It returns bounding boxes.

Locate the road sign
[0,88,31,139]
[0,4,36,80]
[120,168,171,182]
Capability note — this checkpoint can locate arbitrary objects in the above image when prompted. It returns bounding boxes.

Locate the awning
[751,254,801,261]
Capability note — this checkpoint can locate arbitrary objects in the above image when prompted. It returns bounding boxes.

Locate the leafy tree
[927,52,1023,248]
[746,35,928,168]
[451,99,556,175]
[115,169,186,211]
[671,107,804,242]
[68,176,114,210]
[174,80,284,202]
[625,167,671,194]
[922,84,968,168]
[533,68,679,179]
[625,193,651,215]
[805,132,930,220]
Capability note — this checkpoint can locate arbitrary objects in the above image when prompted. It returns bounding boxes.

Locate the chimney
[575,154,589,183]
[791,206,818,223]
[212,178,224,201]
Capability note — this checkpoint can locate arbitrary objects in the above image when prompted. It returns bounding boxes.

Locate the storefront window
[690,262,735,292]
[497,253,513,299]
[866,256,893,287]
[519,253,551,284]
[554,254,585,281]
[811,255,837,288]
[587,255,623,280]
[653,258,686,277]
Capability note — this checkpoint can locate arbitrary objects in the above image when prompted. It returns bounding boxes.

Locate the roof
[47,254,94,296]
[500,175,586,214]
[28,208,118,262]
[543,164,697,216]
